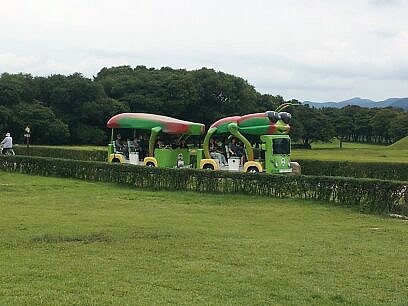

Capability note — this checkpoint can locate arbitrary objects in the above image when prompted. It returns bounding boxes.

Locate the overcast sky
[1,0,407,102]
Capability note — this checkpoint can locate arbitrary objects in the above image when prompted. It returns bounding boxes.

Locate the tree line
[0,65,406,146]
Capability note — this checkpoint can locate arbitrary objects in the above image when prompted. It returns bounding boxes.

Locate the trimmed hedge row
[13,145,408,181]
[0,155,406,216]
[13,145,107,162]
[292,143,312,149]
[298,159,408,181]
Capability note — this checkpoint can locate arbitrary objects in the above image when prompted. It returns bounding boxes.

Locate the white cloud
[369,0,401,7]
[0,53,38,71]
[0,0,407,102]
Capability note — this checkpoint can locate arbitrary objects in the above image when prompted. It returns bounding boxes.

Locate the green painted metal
[260,134,292,174]
[195,149,204,168]
[203,127,217,159]
[275,103,294,112]
[149,126,162,157]
[233,117,270,135]
[107,143,114,159]
[155,149,190,168]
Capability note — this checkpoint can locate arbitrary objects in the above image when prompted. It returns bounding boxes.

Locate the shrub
[0,155,406,216]
[13,145,106,162]
[11,146,408,181]
[297,159,408,181]
[292,143,311,149]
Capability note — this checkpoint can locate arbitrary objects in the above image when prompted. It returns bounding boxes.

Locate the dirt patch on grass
[31,232,111,244]
[130,230,178,240]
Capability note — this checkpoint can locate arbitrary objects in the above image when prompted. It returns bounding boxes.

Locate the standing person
[24,126,31,147]
[0,133,14,155]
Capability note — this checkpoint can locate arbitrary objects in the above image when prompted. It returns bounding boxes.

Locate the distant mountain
[303,97,408,110]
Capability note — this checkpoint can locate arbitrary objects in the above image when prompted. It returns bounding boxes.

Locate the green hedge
[11,146,408,181]
[297,159,408,181]
[13,145,107,162]
[292,143,311,149]
[0,155,406,216]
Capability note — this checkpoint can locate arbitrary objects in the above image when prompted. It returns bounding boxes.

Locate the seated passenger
[156,139,164,148]
[139,135,148,160]
[115,134,125,151]
[209,138,227,166]
[130,136,140,152]
[178,139,188,149]
[229,138,244,166]
[115,134,129,158]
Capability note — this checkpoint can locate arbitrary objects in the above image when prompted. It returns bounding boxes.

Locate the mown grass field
[1,172,407,305]
[292,139,408,163]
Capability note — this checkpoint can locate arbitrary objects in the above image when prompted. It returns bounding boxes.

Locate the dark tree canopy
[0,67,406,145]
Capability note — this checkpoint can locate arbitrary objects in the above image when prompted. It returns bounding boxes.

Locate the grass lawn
[1,173,407,305]
[389,136,408,150]
[293,140,408,163]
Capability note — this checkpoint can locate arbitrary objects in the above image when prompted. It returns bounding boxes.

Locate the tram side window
[272,138,290,154]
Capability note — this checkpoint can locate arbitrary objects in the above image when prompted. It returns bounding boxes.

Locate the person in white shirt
[0,133,13,155]
[209,138,227,166]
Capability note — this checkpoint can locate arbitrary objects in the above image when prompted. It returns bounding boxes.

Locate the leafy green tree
[0,67,406,146]
[389,112,408,142]
[79,98,130,144]
[369,108,398,143]
[95,66,265,127]
[291,105,335,145]
[0,105,12,134]
[321,107,350,148]
[257,94,284,112]
[0,73,35,106]
[13,102,70,144]
[34,73,107,143]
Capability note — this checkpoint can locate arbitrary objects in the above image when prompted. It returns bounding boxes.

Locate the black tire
[112,158,121,163]
[247,166,259,173]
[203,164,214,170]
[146,162,155,167]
